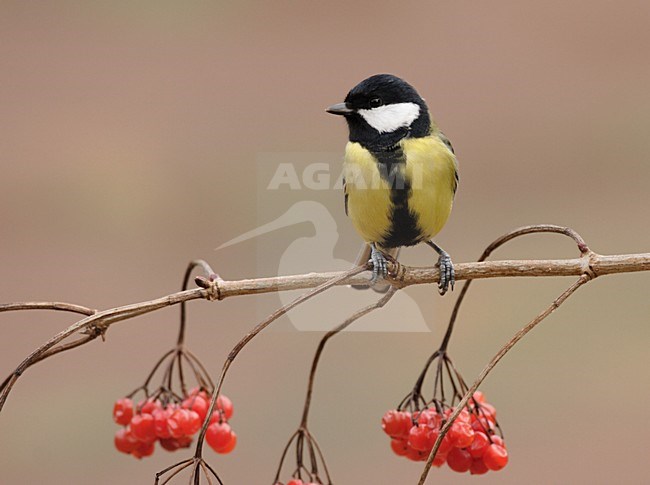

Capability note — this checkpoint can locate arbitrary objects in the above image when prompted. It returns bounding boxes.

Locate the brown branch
[1,249,649,413]
[0,223,649,484]
[0,302,95,315]
[1,225,649,421]
[208,251,650,298]
[0,287,206,411]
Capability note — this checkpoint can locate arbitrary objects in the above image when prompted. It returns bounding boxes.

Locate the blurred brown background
[1,1,649,483]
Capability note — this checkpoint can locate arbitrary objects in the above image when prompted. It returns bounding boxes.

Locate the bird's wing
[343,176,349,216]
[439,131,459,194]
[439,131,455,154]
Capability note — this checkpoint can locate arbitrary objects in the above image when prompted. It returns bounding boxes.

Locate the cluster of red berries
[382,392,508,474]
[113,387,236,459]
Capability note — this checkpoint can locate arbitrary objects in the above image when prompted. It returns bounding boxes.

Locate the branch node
[388,260,407,288]
[82,323,108,341]
[581,251,599,281]
[195,275,222,301]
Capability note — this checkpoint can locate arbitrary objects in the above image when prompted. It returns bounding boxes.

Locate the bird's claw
[437,251,455,295]
[369,245,389,285]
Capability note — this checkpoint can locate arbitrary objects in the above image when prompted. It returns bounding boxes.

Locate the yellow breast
[342,136,457,246]
[402,136,457,240]
[342,142,393,243]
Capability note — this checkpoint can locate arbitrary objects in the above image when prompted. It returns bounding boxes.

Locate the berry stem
[300,287,398,427]
[178,260,216,347]
[438,225,589,353]
[418,275,590,484]
[192,266,367,460]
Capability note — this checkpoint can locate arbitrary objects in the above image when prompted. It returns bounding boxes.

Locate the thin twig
[301,287,398,426]
[0,302,95,315]
[192,265,368,459]
[0,287,206,411]
[273,287,398,484]
[417,275,590,484]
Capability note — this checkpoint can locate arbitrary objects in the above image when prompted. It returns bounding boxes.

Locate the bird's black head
[327,74,430,150]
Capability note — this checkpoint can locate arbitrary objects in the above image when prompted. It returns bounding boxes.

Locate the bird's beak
[326,102,354,115]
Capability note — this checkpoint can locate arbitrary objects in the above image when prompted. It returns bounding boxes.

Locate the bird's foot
[436,250,455,295]
[369,244,389,285]
[426,240,455,295]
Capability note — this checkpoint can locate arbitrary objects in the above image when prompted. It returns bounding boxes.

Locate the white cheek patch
[357,102,421,133]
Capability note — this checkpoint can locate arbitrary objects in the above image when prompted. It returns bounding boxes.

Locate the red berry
[490,434,504,447]
[206,422,234,452]
[483,443,508,471]
[153,409,172,439]
[176,435,193,448]
[408,425,434,452]
[432,451,447,467]
[472,391,486,404]
[437,432,453,455]
[448,421,475,448]
[468,431,490,458]
[138,398,162,415]
[471,414,495,433]
[188,387,210,400]
[113,398,134,426]
[167,409,191,439]
[216,395,234,420]
[159,438,180,452]
[446,407,472,424]
[131,440,155,459]
[182,410,202,436]
[182,395,209,421]
[405,445,427,462]
[470,457,489,475]
[159,435,192,451]
[216,431,236,454]
[130,414,156,443]
[447,447,472,473]
[480,402,497,419]
[390,438,409,457]
[286,480,303,485]
[209,410,224,425]
[114,428,137,454]
[382,410,401,436]
[417,408,441,429]
[460,408,472,423]
[382,410,412,438]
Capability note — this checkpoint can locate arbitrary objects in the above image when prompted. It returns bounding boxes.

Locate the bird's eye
[369,97,383,108]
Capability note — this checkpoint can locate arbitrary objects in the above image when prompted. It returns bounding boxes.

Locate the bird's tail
[352,244,400,293]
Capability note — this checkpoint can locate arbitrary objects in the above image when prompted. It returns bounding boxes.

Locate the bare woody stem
[300,287,398,427]
[209,251,650,298]
[192,265,368,461]
[417,275,590,484]
[178,260,218,347]
[1,225,649,416]
[439,224,589,352]
[0,287,207,412]
[270,287,398,485]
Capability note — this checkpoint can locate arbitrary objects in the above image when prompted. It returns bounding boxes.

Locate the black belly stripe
[372,145,422,248]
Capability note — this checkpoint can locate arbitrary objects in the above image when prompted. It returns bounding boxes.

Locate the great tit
[327,74,458,294]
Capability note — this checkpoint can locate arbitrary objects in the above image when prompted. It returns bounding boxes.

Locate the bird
[326,74,458,294]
